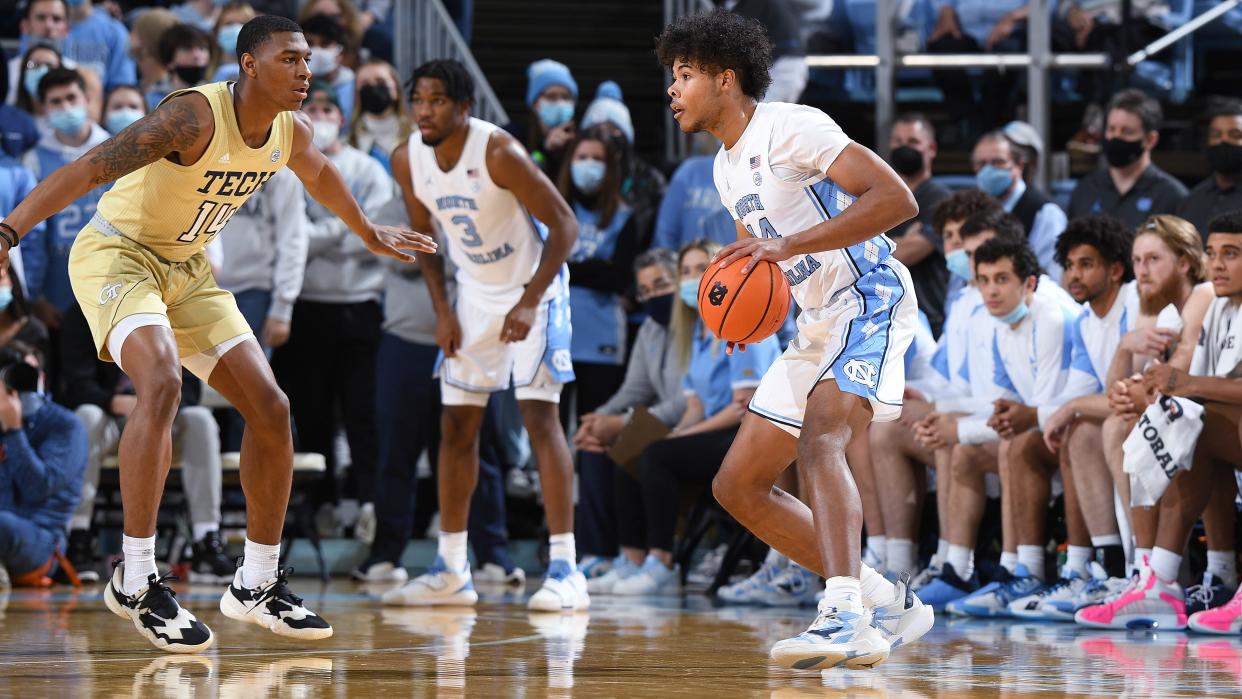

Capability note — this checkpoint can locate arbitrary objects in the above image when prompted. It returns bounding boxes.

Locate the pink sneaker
[1189,585,1242,635]
[1074,564,1187,630]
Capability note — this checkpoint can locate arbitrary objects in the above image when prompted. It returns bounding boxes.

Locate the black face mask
[889,146,925,176]
[174,65,207,86]
[359,84,394,115]
[1103,137,1145,169]
[1206,142,1242,177]
[643,293,674,326]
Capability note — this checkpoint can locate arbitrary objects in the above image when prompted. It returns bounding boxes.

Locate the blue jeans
[576,450,618,558]
[0,511,58,575]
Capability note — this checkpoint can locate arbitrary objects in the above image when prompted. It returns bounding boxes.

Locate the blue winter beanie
[526,59,578,107]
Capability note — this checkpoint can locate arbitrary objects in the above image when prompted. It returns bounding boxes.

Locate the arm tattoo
[86,99,203,185]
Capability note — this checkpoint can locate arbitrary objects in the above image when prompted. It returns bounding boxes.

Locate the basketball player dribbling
[0,16,436,653]
[381,60,586,611]
[656,11,934,669]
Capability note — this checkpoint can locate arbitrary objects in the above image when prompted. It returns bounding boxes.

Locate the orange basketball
[697,257,791,344]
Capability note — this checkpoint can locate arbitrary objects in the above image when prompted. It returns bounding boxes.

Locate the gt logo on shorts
[99,282,123,305]
[842,359,877,389]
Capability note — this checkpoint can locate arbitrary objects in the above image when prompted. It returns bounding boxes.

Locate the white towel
[1123,395,1205,506]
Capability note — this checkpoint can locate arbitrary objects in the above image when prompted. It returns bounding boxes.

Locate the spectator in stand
[927,0,1028,132]
[58,305,231,584]
[0,258,49,358]
[972,129,1067,280]
[274,81,390,528]
[62,0,136,92]
[512,59,578,178]
[887,113,951,335]
[1069,89,1188,230]
[127,8,179,103]
[0,344,87,588]
[101,84,146,135]
[1178,99,1242,241]
[301,0,367,44]
[348,58,409,173]
[13,44,63,117]
[0,157,45,294]
[302,13,356,127]
[573,249,688,577]
[653,132,735,250]
[209,2,256,83]
[147,23,213,108]
[171,0,220,32]
[0,46,38,160]
[8,0,69,109]
[719,0,807,102]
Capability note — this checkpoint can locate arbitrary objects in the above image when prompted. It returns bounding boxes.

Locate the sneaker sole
[1188,617,1242,635]
[105,582,214,654]
[381,589,479,607]
[770,644,890,671]
[527,592,591,612]
[219,590,334,640]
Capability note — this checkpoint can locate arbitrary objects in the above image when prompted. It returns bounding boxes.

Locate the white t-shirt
[1193,297,1242,378]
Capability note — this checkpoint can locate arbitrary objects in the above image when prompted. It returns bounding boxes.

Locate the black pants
[272,299,382,505]
[616,427,738,553]
[567,361,626,558]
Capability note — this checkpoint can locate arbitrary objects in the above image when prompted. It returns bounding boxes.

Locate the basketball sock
[886,538,916,576]
[1149,547,1182,583]
[866,535,887,567]
[1207,550,1237,587]
[859,563,898,606]
[439,531,469,573]
[1065,546,1093,579]
[947,544,974,580]
[1017,546,1044,581]
[935,538,950,564]
[548,533,577,569]
[240,539,280,588]
[822,575,865,611]
[1091,533,1123,547]
[1000,551,1018,574]
[763,547,789,570]
[192,523,216,543]
[1097,544,1127,579]
[1134,548,1153,574]
[122,534,158,595]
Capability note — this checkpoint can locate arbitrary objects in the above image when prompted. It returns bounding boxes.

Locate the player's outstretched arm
[0,93,213,256]
[287,112,436,263]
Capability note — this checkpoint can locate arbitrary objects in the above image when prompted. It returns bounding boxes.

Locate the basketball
[697,257,791,344]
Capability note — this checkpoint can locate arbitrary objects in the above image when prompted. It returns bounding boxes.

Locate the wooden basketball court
[2,581,1239,697]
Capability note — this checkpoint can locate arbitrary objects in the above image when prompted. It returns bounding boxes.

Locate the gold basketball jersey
[92,81,294,262]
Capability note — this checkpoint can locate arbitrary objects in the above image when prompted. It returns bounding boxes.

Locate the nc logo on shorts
[98,282,123,305]
[842,358,878,389]
[551,349,573,373]
[708,281,728,306]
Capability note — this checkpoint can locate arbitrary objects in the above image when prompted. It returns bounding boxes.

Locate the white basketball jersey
[713,102,904,316]
[408,117,553,306]
[1194,297,1242,377]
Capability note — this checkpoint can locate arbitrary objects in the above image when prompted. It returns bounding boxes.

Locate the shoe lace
[137,571,181,618]
[1186,579,1216,607]
[808,605,846,634]
[250,567,303,611]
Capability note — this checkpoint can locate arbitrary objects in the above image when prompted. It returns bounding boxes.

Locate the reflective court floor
[3,582,1242,697]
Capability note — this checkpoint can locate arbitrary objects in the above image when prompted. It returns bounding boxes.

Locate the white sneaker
[1009,565,1094,621]
[106,563,214,653]
[910,555,943,591]
[770,596,891,670]
[355,503,376,544]
[687,544,727,586]
[352,561,409,583]
[578,555,612,579]
[381,557,478,607]
[611,555,680,596]
[586,555,640,594]
[750,564,821,607]
[717,556,785,604]
[869,573,935,650]
[528,560,590,611]
[219,567,333,640]
[474,562,526,589]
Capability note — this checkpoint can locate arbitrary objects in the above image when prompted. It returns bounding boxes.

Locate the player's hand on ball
[436,314,463,357]
[713,237,791,275]
[501,300,536,343]
[363,223,437,262]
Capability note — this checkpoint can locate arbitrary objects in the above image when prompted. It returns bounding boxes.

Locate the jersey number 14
[178,201,239,243]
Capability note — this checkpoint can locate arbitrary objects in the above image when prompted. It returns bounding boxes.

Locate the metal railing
[394,0,509,126]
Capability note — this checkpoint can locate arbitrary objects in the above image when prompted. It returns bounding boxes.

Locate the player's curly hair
[654,10,773,100]
[1054,215,1135,282]
[931,189,999,237]
[973,237,1042,282]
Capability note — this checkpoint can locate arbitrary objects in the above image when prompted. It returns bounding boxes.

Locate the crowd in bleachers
[2,0,1242,633]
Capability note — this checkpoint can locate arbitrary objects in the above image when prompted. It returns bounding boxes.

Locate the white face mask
[307,45,340,77]
[363,113,400,141]
[312,120,340,150]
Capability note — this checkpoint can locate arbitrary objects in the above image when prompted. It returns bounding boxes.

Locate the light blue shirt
[683,324,781,419]
[1003,179,1067,282]
[65,10,137,90]
[653,155,736,252]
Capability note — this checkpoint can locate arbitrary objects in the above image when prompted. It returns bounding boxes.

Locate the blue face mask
[0,286,12,311]
[537,99,574,129]
[105,107,143,134]
[996,300,1031,325]
[48,105,87,135]
[571,159,606,194]
[23,64,48,97]
[975,164,1015,198]
[218,23,243,55]
[945,249,972,282]
[678,278,699,309]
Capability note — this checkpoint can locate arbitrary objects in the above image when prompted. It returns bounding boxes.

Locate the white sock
[438,530,469,573]
[1091,533,1123,547]
[1000,551,1018,574]
[240,539,281,588]
[947,544,974,579]
[1066,545,1093,578]
[822,575,864,611]
[763,547,789,569]
[867,535,887,563]
[192,523,217,543]
[1134,547,1153,573]
[860,563,898,606]
[549,532,577,569]
[1149,546,1182,583]
[935,538,950,564]
[1207,550,1237,587]
[122,534,157,595]
[886,538,916,575]
[1017,545,1045,581]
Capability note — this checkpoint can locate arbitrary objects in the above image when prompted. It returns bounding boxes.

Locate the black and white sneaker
[220,565,333,640]
[190,532,235,584]
[104,562,214,653]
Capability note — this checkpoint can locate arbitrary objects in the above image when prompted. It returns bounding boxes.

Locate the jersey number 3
[452,215,484,248]
[178,201,239,243]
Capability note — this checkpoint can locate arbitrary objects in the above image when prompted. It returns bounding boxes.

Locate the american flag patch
[749,155,761,169]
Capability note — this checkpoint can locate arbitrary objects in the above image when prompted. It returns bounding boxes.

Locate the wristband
[0,222,18,249]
